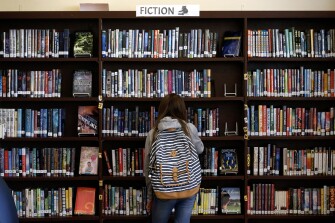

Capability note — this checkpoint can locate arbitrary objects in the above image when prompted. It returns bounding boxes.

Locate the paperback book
[72,70,93,97]
[221,187,241,214]
[219,148,238,175]
[78,146,99,175]
[73,32,93,58]
[74,187,96,215]
[77,105,98,136]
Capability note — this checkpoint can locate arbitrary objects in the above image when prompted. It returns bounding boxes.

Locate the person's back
[0,177,19,223]
[144,93,204,223]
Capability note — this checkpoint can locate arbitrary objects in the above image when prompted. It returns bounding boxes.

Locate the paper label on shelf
[136,5,199,17]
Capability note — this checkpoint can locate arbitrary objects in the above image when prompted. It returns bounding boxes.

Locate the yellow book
[69,187,73,215]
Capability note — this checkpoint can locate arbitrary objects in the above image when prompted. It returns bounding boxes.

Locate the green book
[73,32,93,58]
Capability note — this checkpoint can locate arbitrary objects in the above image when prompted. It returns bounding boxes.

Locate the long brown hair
[152,93,190,139]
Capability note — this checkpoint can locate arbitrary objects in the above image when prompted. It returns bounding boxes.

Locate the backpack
[149,128,202,199]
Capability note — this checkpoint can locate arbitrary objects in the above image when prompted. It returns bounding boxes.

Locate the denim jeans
[151,194,196,223]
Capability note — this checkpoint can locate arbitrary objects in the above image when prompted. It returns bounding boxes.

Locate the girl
[144,93,204,223]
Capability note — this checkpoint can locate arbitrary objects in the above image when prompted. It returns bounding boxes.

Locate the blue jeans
[151,194,196,223]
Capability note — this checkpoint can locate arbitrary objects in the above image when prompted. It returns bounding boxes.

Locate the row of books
[200,148,238,176]
[192,187,241,215]
[247,184,335,215]
[247,105,335,136]
[101,68,212,98]
[0,108,65,139]
[101,28,218,59]
[0,29,70,58]
[250,145,335,176]
[101,106,220,137]
[103,148,145,177]
[11,186,96,217]
[0,147,76,177]
[102,147,239,177]
[247,28,335,58]
[102,185,148,216]
[247,67,335,97]
[102,106,152,137]
[102,185,241,216]
[0,69,62,98]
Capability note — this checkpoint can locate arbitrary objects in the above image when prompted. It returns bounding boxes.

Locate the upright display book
[221,31,241,57]
[72,70,93,97]
[77,105,98,136]
[74,187,96,215]
[78,146,99,175]
[73,32,93,58]
[221,187,241,214]
[219,148,238,175]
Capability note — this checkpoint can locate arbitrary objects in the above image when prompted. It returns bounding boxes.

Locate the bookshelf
[0,11,334,223]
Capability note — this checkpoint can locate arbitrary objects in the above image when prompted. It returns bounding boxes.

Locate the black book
[221,31,241,57]
[72,70,92,97]
[73,32,93,58]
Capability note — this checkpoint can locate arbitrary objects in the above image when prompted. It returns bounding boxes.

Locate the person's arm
[188,123,204,154]
[0,177,19,223]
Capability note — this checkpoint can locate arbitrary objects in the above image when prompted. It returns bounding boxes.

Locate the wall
[0,0,335,11]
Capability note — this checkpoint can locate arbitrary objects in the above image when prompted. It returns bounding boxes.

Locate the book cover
[221,187,241,214]
[74,187,96,215]
[219,148,238,175]
[78,146,99,175]
[73,32,93,58]
[72,70,92,97]
[221,31,241,57]
[77,105,98,136]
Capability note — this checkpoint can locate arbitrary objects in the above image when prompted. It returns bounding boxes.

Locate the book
[221,187,241,214]
[74,187,96,215]
[77,105,98,136]
[72,70,93,97]
[103,149,112,176]
[78,146,99,175]
[73,32,93,58]
[219,149,238,175]
[221,31,241,57]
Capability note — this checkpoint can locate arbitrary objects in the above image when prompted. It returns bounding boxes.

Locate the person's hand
[146,199,153,213]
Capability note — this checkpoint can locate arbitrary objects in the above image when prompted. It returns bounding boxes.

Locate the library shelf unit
[0,11,334,223]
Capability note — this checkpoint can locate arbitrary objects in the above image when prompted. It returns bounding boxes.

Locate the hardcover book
[221,187,241,214]
[221,31,241,57]
[74,187,96,215]
[72,70,92,97]
[219,148,238,175]
[77,105,98,136]
[78,146,99,175]
[73,32,93,58]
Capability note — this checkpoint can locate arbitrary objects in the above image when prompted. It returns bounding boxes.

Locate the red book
[74,187,96,215]
[118,148,123,176]
[4,150,8,177]
[103,150,112,176]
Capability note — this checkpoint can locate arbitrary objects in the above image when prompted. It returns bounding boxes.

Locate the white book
[253,147,259,176]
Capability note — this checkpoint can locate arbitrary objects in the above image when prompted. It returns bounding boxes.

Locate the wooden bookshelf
[0,11,334,223]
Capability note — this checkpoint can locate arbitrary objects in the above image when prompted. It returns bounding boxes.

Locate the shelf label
[136,5,199,17]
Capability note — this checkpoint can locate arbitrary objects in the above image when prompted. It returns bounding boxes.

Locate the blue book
[52,108,59,137]
[63,28,70,58]
[221,31,241,57]
[25,109,32,137]
[0,148,3,176]
[101,30,107,58]
[8,150,12,177]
